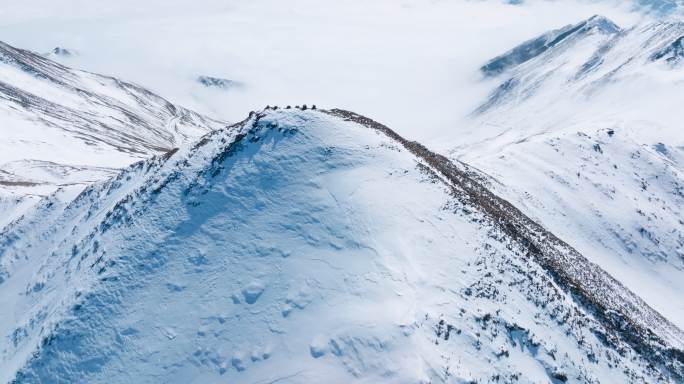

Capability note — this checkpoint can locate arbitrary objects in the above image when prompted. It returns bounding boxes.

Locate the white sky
[0,0,646,144]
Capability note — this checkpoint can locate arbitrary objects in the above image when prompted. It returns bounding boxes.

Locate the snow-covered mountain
[0,40,224,227]
[0,108,682,383]
[475,15,684,114]
[0,4,683,382]
[451,15,684,331]
[479,15,621,79]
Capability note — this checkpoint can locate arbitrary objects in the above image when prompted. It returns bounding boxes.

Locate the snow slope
[0,109,681,383]
[451,15,684,329]
[0,40,224,225]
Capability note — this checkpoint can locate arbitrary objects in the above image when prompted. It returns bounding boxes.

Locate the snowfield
[0,109,682,383]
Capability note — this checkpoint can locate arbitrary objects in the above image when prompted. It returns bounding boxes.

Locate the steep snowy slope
[0,109,681,383]
[0,40,224,224]
[479,15,621,79]
[451,16,684,329]
[475,16,684,115]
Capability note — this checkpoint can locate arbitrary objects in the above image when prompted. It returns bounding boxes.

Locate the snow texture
[0,109,681,383]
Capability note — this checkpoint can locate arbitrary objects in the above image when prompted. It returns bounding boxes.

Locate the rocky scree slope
[0,109,682,383]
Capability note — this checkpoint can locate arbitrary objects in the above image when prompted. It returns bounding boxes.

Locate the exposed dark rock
[196,75,243,90]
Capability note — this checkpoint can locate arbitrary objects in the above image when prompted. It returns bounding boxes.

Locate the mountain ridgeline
[0,108,681,383]
[0,40,224,228]
[0,11,682,383]
[476,15,684,113]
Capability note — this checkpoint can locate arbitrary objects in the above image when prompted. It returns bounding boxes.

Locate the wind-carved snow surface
[453,15,684,330]
[0,109,681,383]
[0,40,224,226]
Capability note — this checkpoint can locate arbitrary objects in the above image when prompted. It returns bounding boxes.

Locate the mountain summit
[1,108,681,383]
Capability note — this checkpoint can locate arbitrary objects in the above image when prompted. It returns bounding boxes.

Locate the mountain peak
[196,75,243,90]
[585,14,621,33]
[481,15,621,77]
[2,108,682,382]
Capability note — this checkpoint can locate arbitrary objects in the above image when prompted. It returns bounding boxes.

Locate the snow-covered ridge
[0,41,221,157]
[0,40,225,226]
[636,0,684,15]
[475,16,684,113]
[0,108,681,382]
[326,110,684,370]
[480,15,621,77]
[196,75,243,90]
[454,14,684,332]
